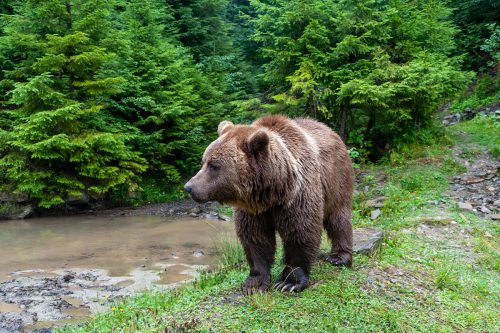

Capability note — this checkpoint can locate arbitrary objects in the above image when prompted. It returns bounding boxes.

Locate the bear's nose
[183,185,192,193]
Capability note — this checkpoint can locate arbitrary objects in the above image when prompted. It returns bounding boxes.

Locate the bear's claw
[273,280,307,293]
[323,254,352,267]
[241,274,270,295]
[274,266,309,293]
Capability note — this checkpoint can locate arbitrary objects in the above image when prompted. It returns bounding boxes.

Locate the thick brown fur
[185,115,354,294]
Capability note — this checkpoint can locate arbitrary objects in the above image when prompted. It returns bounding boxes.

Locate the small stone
[193,250,205,257]
[484,232,493,238]
[218,214,230,221]
[189,212,198,217]
[463,175,484,184]
[371,209,381,220]
[17,204,34,219]
[353,228,385,256]
[458,202,473,211]
[365,196,387,208]
[203,212,219,220]
[491,214,500,220]
[189,207,202,214]
[493,200,500,208]
[480,206,492,214]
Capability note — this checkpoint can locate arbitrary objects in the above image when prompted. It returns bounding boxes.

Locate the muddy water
[0,215,234,332]
[0,215,233,283]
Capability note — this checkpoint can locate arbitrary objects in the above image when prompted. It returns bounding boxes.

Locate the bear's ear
[245,130,269,154]
[217,121,234,136]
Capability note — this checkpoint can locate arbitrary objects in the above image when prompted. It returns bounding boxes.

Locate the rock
[458,202,473,211]
[365,196,387,208]
[371,209,381,220]
[189,212,198,217]
[189,207,202,215]
[60,273,75,283]
[484,232,493,238]
[462,175,484,184]
[193,250,205,257]
[480,206,492,214]
[218,214,230,221]
[0,191,29,203]
[491,214,500,220]
[203,212,219,220]
[353,228,385,256]
[17,204,34,219]
[0,311,35,333]
[0,203,35,220]
[493,200,500,208]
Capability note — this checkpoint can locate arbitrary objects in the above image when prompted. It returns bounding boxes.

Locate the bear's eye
[207,162,219,172]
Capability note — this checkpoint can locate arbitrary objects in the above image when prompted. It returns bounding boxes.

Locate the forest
[0,0,498,210]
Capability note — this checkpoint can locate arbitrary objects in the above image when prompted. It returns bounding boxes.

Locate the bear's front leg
[275,200,323,293]
[235,210,276,295]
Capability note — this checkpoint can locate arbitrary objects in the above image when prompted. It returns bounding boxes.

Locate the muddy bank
[0,196,225,222]
[0,267,207,332]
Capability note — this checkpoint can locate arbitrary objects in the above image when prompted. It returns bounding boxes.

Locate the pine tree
[106,0,224,183]
[0,0,147,208]
[251,0,472,156]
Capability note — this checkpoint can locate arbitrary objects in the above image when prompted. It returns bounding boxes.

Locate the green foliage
[0,0,257,208]
[450,0,500,71]
[450,73,500,112]
[452,114,500,158]
[0,0,496,209]
[110,0,223,180]
[0,1,147,208]
[251,0,472,158]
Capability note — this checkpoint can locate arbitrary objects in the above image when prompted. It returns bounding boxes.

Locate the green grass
[449,74,500,113]
[57,120,499,333]
[452,114,500,158]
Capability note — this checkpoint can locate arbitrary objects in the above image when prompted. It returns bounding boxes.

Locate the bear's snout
[184,178,209,203]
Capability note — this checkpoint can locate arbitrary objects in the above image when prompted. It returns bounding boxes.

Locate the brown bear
[184,115,354,294]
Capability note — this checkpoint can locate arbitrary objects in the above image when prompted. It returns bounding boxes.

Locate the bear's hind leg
[323,207,353,267]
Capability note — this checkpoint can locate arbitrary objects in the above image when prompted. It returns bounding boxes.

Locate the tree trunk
[338,106,348,142]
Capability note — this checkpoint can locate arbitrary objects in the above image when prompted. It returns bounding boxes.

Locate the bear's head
[184,120,271,212]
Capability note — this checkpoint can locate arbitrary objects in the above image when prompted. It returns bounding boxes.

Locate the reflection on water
[0,215,233,283]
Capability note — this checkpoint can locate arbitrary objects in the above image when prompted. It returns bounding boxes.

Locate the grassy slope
[58,117,499,333]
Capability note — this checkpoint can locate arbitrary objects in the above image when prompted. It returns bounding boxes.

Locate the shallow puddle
[0,215,233,283]
[0,214,234,331]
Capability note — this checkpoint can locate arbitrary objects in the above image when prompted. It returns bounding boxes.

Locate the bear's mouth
[189,192,210,204]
